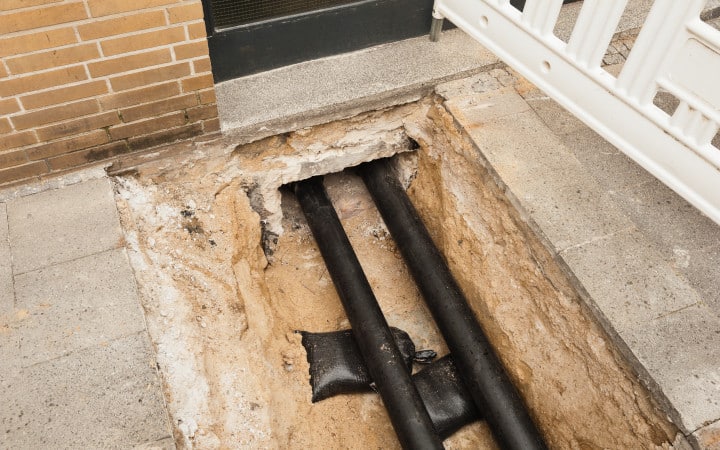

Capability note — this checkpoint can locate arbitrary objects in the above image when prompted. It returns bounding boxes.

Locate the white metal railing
[432,0,720,225]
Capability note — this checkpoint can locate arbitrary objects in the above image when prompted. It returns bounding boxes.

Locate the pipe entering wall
[359,158,547,450]
[293,177,445,450]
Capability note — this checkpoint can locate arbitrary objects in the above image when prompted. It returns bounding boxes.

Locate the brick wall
[0,0,219,185]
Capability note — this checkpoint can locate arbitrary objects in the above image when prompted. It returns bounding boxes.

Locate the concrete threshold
[214,28,499,144]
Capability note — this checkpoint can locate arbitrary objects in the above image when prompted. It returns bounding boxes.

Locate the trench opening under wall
[112,97,678,449]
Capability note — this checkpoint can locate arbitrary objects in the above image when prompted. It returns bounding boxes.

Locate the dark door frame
[201,0,437,82]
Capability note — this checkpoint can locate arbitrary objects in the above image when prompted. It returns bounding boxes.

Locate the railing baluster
[698,120,719,148]
[617,0,705,105]
[566,0,628,68]
[671,102,720,147]
[522,0,564,36]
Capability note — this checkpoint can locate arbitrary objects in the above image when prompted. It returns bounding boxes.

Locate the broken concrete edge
[0,63,542,202]
[218,63,502,136]
[100,75,474,183]
[0,165,110,203]
[100,86,442,181]
[0,134,213,203]
[428,89,710,448]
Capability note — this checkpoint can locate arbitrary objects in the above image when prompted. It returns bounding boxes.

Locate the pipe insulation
[359,159,547,450]
[293,177,445,450]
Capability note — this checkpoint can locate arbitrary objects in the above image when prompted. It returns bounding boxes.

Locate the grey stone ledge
[438,76,720,439]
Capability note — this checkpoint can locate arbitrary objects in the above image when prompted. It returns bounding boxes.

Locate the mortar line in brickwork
[81,0,92,18]
[95,40,105,59]
[4,64,186,101]
[82,61,92,80]
[3,42,191,79]
[0,16,102,39]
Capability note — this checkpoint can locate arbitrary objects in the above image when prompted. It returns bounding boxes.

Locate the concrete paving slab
[0,332,172,449]
[560,127,657,191]
[7,178,122,274]
[525,96,587,136]
[611,179,720,259]
[437,84,532,122]
[435,70,517,97]
[1,249,146,371]
[0,202,12,315]
[443,102,634,250]
[623,303,720,433]
[669,243,720,311]
[609,179,720,309]
[560,228,702,332]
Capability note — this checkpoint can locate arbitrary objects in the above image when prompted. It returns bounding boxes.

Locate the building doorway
[202,0,437,82]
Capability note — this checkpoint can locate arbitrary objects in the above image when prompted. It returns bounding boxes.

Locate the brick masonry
[0,0,219,185]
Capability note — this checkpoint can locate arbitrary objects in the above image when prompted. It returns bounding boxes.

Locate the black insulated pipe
[359,159,547,450]
[293,177,445,450]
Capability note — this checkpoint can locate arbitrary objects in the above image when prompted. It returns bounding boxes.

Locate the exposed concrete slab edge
[104,66,499,180]
[0,165,108,202]
[220,65,501,145]
[119,241,178,450]
[435,96,701,446]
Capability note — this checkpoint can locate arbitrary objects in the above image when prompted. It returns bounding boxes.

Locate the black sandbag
[299,328,481,438]
[414,355,481,438]
[299,327,416,403]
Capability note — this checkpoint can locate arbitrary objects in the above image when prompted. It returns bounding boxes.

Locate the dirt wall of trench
[402,99,679,449]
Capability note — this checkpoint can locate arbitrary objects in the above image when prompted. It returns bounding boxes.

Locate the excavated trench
[113,97,679,449]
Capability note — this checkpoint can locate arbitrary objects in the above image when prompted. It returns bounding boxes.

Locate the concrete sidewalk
[0,178,174,449]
